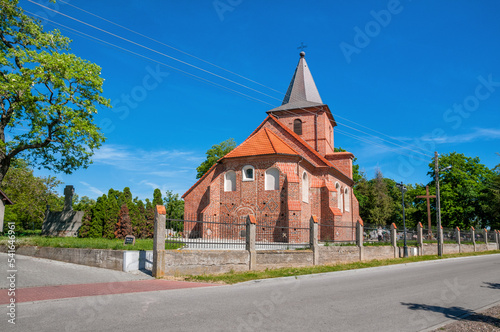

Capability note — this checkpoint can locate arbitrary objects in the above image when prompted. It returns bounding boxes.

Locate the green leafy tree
[164,190,184,232]
[0,1,110,185]
[196,138,236,179]
[2,159,61,231]
[72,195,96,211]
[428,152,495,229]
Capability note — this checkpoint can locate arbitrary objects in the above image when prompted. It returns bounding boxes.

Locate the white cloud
[79,181,105,196]
[92,144,202,174]
[420,128,500,144]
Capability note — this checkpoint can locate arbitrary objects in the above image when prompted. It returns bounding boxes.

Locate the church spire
[281,52,323,106]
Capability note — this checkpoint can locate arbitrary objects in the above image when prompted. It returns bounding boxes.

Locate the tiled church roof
[224,128,299,159]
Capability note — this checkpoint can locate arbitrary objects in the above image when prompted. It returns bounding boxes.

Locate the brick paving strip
[0,279,218,304]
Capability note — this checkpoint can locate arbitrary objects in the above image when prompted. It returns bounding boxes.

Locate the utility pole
[435,152,452,258]
[396,182,408,257]
[435,152,442,257]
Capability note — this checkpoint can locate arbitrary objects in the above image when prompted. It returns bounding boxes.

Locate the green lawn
[186,250,500,284]
[0,236,183,251]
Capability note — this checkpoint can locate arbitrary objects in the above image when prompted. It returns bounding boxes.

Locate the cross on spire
[416,185,436,239]
[297,42,307,52]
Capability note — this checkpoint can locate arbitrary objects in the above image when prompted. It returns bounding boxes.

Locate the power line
[336,129,430,163]
[24,2,434,162]
[332,112,433,154]
[57,0,284,97]
[24,10,277,108]
[27,0,280,102]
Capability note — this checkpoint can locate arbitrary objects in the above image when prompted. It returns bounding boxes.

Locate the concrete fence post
[246,215,257,270]
[484,228,488,245]
[310,216,319,266]
[152,205,166,278]
[439,226,444,255]
[356,221,364,261]
[496,230,500,250]
[390,223,398,258]
[417,223,423,256]
[471,227,476,252]
[456,227,461,253]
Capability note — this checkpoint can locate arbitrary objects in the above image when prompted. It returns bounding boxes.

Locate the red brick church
[182,52,363,242]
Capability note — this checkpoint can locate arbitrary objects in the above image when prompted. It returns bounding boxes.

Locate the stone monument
[42,185,84,237]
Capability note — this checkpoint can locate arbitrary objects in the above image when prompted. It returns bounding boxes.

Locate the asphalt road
[1,253,500,331]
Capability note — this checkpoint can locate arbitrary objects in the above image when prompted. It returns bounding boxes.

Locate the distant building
[182,52,363,242]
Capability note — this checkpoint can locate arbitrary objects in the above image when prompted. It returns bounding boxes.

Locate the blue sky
[17,0,500,200]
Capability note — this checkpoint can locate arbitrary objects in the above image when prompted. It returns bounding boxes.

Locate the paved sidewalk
[0,279,218,304]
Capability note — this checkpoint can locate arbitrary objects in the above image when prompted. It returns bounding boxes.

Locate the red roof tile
[330,207,343,216]
[224,128,298,159]
[324,181,337,192]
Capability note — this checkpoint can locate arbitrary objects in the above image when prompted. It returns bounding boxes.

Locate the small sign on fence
[124,235,135,245]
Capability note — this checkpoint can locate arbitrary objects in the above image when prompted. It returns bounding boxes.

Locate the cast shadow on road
[482,282,500,290]
[401,302,500,329]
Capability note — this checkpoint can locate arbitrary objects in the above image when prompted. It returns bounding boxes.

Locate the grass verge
[185,250,500,284]
[0,236,183,251]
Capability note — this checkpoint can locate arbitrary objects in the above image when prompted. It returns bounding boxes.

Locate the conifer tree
[367,170,393,226]
[78,209,92,238]
[103,193,119,239]
[88,195,106,237]
[153,188,163,207]
[115,204,132,239]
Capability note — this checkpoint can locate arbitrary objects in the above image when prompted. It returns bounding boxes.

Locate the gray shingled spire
[268,52,324,112]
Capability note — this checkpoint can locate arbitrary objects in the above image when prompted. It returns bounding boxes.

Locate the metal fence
[460,229,474,244]
[363,224,391,243]
[165,216,498,250]
[487,231,497,243]
[167,216,311,250]
[442,228,458,242]
[397,228,418,246]
[166,217,246,250]
[255,224,310,249]
[318,223,355,243]
[423,228,437,242]
[475,231,486,243]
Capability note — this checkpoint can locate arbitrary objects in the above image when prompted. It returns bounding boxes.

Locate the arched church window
[344,187,350,212]
[224,171,236,192]
[242,165,254,181]
[293,119,302,135]
[265,168,280,190]
[302,172,309,203]
[336,182,343,212]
